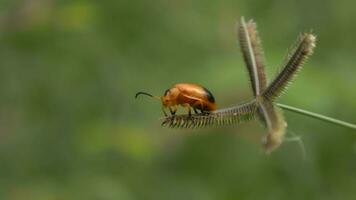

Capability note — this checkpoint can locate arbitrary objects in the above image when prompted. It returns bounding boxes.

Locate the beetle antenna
[135,92,160,100]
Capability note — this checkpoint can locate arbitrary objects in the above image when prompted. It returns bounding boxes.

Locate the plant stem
[277,103,356,130]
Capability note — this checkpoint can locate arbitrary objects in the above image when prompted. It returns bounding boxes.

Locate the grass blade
[277,103,356,130]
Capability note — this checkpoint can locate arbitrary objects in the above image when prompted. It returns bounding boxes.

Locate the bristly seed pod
[262,33,316,102]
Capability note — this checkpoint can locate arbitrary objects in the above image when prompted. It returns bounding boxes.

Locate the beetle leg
[169,106,177,115]
[193,107,199,114]
[187,106,192,116]
[192,100,204,115]
[182,103,194,117]
[202,110,209,115]
[162,106,168,117]
[198,100,210,115]
[173,106,178,115]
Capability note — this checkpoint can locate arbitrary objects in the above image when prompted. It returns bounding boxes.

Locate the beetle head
[161,88,179,107]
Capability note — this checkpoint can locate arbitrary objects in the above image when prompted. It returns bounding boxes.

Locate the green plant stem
[277,103,356,130]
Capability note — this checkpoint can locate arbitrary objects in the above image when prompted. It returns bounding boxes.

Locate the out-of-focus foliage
[0,0,356,199]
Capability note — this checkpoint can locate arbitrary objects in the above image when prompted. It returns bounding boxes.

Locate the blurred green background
[1,0,356,199]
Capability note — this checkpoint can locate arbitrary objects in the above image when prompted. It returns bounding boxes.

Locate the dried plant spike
[161,100,258,129]
[257,100,287,153]
[263,33,316,102]
[238,16,267,96]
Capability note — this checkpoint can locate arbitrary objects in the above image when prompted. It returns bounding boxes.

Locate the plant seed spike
[263,33,316,102]
[238,17,267,96]
[161,100,257,129]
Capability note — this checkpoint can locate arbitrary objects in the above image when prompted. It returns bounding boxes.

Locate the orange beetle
[135,83,216,116]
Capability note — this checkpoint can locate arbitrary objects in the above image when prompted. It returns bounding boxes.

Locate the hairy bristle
[238,17,267,96]
[262,33,316,102]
